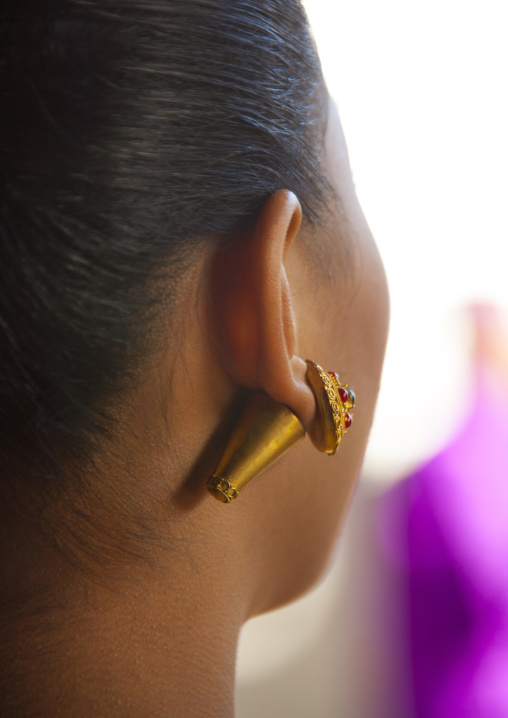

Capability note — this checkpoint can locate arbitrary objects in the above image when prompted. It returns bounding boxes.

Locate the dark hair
[0,0,328,488]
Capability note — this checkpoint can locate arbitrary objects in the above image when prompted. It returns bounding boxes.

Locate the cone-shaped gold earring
[206,360,355,503]
[206,392,305,502]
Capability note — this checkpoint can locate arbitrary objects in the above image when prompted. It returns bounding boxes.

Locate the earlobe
[206,361,356,503]
[209,189,315,427]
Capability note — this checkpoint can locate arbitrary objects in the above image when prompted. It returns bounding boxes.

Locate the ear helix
[206,360,355,503]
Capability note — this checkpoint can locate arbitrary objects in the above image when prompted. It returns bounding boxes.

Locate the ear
[210,190,316,428]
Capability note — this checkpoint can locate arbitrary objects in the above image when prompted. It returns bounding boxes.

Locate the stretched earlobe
[206,362,355,503]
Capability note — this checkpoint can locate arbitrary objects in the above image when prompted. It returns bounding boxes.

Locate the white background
[305,0,508,480]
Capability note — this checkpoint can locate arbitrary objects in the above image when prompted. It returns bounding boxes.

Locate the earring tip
[207,475,238,503]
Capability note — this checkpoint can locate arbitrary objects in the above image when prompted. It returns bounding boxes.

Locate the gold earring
[305,360,355,455]
[206,361,355,503]
[206,392,305,503]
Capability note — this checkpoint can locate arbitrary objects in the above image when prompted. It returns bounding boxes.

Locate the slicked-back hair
[0,0,329,487]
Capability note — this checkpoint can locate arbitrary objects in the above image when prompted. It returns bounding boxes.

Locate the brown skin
[0,97,388,716]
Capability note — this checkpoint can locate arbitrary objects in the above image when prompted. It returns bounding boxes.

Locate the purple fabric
[379,367,508,718]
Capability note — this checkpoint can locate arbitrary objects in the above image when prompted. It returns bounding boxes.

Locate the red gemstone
[339,387,348,403]
[345,413,352,428]
[328,371,339,380]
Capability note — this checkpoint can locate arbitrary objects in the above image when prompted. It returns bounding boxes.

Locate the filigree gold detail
[313,363,354,454]
[206,475,239,503]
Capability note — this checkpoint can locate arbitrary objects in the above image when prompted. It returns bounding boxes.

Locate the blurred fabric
[379,307,508,718]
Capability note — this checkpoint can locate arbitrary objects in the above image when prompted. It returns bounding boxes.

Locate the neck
[0,559,244,717]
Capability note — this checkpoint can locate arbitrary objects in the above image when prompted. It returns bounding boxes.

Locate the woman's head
[0,0,388,613]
